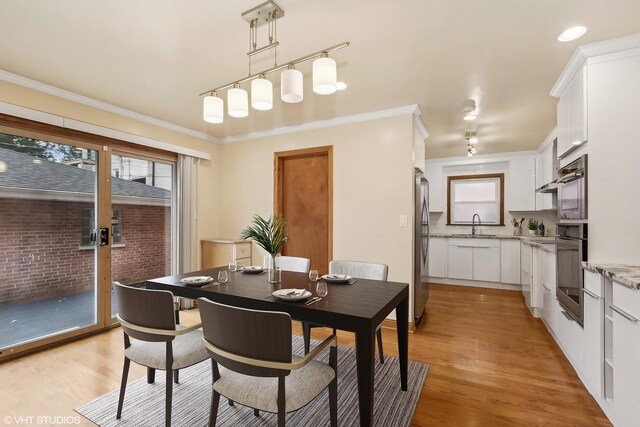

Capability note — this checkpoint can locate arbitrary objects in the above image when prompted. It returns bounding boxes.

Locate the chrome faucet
[472,213,481,235]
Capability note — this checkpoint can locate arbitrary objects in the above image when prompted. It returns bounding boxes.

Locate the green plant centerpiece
[241,214,287,283]
[527,219,538,236]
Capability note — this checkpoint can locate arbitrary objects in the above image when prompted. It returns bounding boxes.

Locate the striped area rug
[75,336,428,426]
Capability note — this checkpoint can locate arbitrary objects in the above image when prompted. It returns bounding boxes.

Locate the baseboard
[428,277,522,291]
[381,318,415,334]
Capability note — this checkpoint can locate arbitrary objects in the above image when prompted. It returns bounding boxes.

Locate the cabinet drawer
[448,238,499,248]
[583,269,603,297]
[235,258,251,267]
[612,282,640,319]
[234,243,251,259]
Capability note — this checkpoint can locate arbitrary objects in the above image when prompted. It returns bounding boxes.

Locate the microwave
[557,155,587,222]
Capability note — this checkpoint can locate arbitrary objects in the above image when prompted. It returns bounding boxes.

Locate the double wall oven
[556,154,588,324]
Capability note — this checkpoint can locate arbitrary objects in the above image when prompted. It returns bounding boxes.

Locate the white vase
[529,229,536,236]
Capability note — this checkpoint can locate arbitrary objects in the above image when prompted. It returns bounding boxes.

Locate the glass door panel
[109,153,174,318]
[0,132,99,350]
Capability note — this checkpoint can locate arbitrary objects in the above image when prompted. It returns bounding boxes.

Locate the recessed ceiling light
[463,113,478,121]
[336,81,348,90]
[558,26,587,42]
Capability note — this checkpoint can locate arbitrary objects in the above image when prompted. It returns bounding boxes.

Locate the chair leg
[116,357,130,419]
[209,390,220,427]
[173,369,179,384]
[277,376,286,427]
[165,368,173,427]
[376,328,385,364]
[254,408,260,417]
[228,399,234,406]
[302,321,311,354]
[147,367,156,383]
[329,347,338,427]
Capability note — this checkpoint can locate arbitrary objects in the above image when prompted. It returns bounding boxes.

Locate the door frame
[273,145,333,266]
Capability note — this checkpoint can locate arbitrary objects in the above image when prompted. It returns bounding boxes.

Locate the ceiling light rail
[199,42,350,96]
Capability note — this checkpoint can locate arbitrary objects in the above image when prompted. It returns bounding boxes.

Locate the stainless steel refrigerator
[414,168,430,325]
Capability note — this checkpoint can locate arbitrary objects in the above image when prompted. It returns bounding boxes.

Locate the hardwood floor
[0,284,610,426]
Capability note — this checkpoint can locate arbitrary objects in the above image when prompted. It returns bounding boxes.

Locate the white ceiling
[1,0,640,158]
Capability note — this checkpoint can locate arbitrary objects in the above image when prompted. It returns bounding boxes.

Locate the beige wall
[215,115,416,318]
[587,52,640,263]
[0,80,219,269]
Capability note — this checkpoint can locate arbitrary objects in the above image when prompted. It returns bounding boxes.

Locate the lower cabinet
[500,240,521,284]
[520,243,532,306]
[541,251,558,334]
[611,282,640,427]
[428,237,447,278]
[557,306,584,372]
[582,270,604,398]
[447,238,500,282]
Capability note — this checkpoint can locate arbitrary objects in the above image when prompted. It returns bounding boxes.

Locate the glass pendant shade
[227,86,249,118]
[313,56,337,95]
[251,77,273,111]
[203,95,224,123]
[281,68,303,103]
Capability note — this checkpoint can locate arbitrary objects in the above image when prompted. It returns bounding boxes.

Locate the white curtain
[176,155,196,308]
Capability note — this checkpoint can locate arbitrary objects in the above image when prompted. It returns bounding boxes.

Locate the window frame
[447,173,505,226]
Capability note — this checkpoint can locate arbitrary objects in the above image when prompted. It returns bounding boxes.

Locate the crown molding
[0,69,218,144]
[550,33,640,98]
[426,149,538,165]
[0,101,211,160]
[220,104,426,144]
[412,105,430,140]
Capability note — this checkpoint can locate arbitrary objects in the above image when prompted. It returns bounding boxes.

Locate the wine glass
[228,261,237,272]
[316,281,328,297]
[218,270,228,283]
[309,269,319,282]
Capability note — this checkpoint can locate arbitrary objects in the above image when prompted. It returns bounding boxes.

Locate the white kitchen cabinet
[500,240,520,284]
[428,237,447,278]
[473,246,501,282]
[425,163,444,212]
[447,244,473,280]
[557,66,588,159]
[531,246,543,311]
[520,243,532,306]
[536,142,557,211]
[582,270,604,399]
[541,250,558,334]
[612,282,640,427]
[557,306,584,373]
[509,157,536,211]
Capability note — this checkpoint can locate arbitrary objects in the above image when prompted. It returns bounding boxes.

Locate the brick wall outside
[0,198,171,306]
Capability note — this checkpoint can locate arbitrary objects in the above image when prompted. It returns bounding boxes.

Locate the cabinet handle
[561,310,578,323]
[610,305,639,323]
[542,283,551,291]
[582,288,601,300]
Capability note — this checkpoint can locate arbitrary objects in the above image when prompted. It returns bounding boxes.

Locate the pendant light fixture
[463,99,478,121]
[228,84,249,118]
[199,1,349,123]
[313,52,337,95]
[251,74,273,110]
[203,92,224,123]
[281,65,303,103]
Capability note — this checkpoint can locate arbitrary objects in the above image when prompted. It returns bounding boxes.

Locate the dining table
[145,267,409,427]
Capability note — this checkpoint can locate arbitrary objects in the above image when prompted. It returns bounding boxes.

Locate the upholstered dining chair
[302,260,389,363]
[275,256,311,273]
[199,298,338,427]
[113,283,209,427]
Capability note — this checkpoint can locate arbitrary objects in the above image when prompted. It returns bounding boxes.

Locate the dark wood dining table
[145,267,409,427]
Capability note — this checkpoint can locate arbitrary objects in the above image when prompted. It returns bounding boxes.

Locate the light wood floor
[0,284,611,426]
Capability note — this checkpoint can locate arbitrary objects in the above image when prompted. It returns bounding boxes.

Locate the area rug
[75,336,428,426]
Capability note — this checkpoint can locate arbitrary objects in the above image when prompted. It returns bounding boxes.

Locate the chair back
[275,256,311,273]
[198,298,292,377]
[114,283,176,342]
[329,260,388,281]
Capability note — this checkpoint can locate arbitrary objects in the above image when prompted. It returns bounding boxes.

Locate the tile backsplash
[429,210,557,237]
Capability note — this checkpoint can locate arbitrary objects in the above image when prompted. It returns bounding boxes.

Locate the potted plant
[241,214,288,283]
[527,219,538,236]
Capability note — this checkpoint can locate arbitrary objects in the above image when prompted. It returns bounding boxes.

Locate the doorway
[274,146,332,274]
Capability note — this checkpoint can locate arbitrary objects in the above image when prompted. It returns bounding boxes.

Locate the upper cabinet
[425,163,444,212]
[557,66,588,159]
[509,157,536,211]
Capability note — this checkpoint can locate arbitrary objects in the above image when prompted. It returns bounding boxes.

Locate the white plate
[321,274,352,283]
[241,266,264,274]
[180,276,214,285]
[272,289,312,301]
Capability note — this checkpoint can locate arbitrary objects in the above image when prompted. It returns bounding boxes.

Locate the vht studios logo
[3,416,81,425]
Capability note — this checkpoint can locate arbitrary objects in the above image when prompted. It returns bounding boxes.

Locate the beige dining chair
[113,283,209,427]
[198,298,338,427]
[302,260,389,363]
[275,256,311,273]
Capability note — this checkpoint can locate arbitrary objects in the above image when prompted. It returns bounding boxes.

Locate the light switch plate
[399,214,408,227]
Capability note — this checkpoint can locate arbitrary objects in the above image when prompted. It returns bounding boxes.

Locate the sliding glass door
[0,130,101,352]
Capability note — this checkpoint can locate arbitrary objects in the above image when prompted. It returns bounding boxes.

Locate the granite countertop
[429,233,556,252]
[582,262,640,290]
[201,237,247,244]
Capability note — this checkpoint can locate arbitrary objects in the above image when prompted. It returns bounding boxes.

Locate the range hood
[536,180,558,194]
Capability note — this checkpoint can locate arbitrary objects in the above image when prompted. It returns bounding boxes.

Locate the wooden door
[274,146,332,274]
